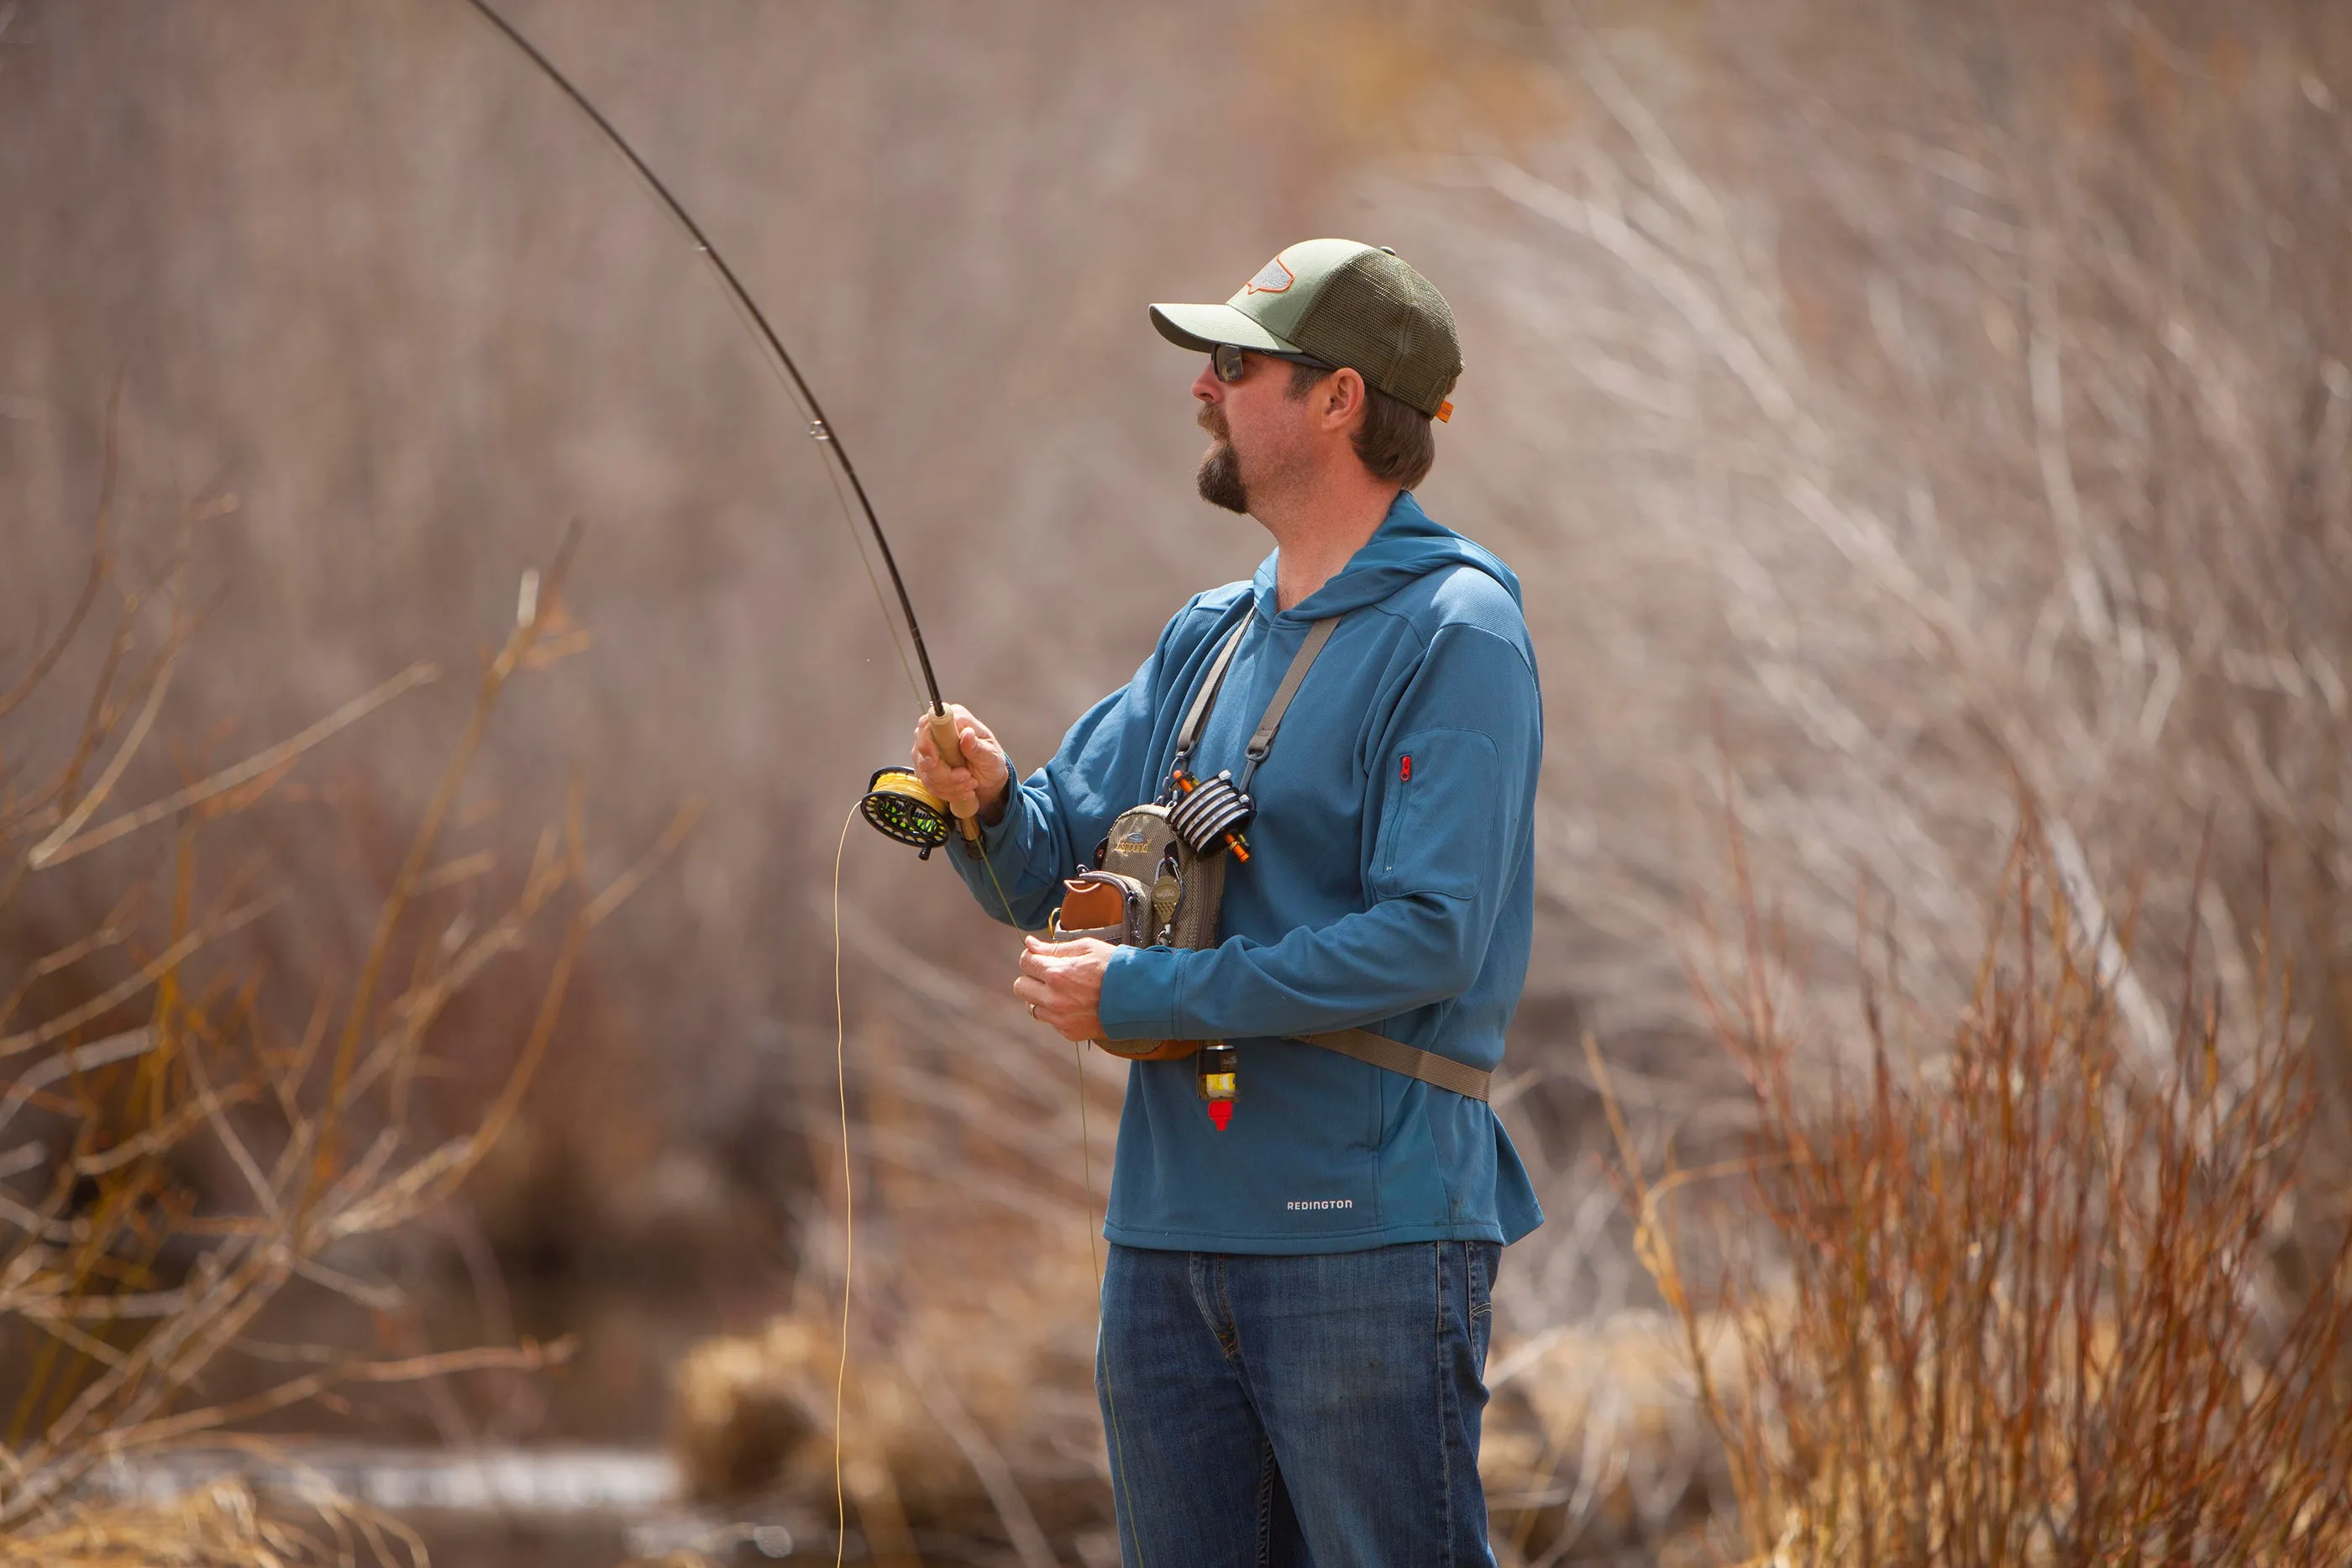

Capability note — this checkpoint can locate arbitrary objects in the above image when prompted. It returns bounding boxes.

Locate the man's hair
[1288,360,1436,490]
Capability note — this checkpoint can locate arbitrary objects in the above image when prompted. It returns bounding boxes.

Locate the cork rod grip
[926,706,984,844]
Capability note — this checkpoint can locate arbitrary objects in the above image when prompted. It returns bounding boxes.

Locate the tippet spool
[1168,768,1253,859]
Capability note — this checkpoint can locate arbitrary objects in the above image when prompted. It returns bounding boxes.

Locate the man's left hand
[1016,935,1114,1041]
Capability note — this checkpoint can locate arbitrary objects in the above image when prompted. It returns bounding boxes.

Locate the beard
[1196,442,1247,513]
[1194,404,1249,514]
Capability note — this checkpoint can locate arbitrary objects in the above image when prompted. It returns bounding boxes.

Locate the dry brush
[1,483,693,1558]
[1608,825,2352,1566]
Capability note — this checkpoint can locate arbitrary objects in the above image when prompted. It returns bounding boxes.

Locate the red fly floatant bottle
[1197,1044,1237,1130]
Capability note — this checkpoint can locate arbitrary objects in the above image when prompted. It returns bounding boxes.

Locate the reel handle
[925,705,985,846]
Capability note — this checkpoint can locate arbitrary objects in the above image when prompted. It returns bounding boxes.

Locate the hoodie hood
[1252,490,1523,621]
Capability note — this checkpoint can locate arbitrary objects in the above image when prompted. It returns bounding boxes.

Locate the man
[909,239,1542,1566]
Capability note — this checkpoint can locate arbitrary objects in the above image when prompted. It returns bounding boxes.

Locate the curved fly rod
[463,0,978,858]
[461,18,1151,1560]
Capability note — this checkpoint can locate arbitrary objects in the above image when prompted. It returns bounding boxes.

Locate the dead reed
[2,477,695,1560]
[1604,823,2352,1566]
[3,1478,383,1567]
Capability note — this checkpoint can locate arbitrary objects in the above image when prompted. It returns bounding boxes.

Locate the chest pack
[1047,610,1492,1104]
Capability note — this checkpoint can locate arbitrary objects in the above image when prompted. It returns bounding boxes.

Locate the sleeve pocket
[1373,727,1506,900]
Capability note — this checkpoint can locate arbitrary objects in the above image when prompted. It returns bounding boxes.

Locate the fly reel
[862,768,955,859]
[862,708,985,859]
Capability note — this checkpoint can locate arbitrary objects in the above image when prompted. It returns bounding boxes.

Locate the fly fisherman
[909,239,1541,1566]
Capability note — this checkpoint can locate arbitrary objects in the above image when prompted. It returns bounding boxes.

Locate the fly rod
[465,0,982,857]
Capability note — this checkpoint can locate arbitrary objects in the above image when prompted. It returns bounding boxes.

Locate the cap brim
[1149,302,1299,356]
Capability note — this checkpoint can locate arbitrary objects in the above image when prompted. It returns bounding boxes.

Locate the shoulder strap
[1235,616,1338,796]
[1174,613,1252,762]
[1173,610,1340,787]
[1291,1028,1492,1100]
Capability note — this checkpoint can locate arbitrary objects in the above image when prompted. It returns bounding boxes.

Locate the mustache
[1197,403,1229,442]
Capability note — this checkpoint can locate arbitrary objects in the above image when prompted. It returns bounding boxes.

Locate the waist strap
[1288,1029,1492,1101]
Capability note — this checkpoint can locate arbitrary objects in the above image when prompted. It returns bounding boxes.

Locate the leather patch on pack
[1059,878,1126,932]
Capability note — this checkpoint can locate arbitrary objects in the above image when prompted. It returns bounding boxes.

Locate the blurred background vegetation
[6,1,2351,1562]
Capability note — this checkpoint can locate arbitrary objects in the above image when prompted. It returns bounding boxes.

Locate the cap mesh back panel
[1290,252,1462,416]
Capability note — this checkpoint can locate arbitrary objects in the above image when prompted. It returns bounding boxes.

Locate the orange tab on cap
[1436,399,1454,423]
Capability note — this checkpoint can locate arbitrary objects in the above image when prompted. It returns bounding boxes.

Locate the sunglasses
[1210,342,1334,384]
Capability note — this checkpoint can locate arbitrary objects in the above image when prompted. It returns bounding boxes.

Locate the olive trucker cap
[1150,239,1462,421]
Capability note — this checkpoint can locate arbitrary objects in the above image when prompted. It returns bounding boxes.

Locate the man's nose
[1191,360,1222,403]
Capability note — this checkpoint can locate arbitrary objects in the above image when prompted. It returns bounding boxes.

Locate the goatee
[1196,440,1248,513]
[1194,404,1248,513]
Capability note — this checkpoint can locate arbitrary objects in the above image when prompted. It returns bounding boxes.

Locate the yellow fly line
[830,790,1146,1567]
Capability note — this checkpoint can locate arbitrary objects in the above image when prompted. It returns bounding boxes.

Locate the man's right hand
[910,705,1013,826]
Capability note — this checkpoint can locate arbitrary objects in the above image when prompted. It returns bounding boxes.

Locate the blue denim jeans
[1095,1240,1500,1568]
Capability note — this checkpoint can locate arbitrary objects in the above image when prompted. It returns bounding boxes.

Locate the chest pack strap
[1291,1028,1494,1101]
[1175,614,1252,759]
[1238,616,1337,794]
[1173,611,1340,782]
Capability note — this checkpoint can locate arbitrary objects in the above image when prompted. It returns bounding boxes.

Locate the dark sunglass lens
[1214,344,1244,382]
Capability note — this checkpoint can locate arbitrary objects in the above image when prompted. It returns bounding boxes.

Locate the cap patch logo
[1243,255,1295,295]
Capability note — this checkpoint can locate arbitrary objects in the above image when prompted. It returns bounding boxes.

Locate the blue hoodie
[951,491,1544,1254]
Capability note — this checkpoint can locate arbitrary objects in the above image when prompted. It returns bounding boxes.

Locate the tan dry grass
[2,500,691,1560]
[1606,824,2352,1566]
[1482,1309,1748,1564]
[3,1481,370,1568]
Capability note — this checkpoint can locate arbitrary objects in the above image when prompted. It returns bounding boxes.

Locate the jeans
[1095,1240,1500,1568]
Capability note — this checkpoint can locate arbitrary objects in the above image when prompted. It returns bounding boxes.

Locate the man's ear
[1322,366,1368,429]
